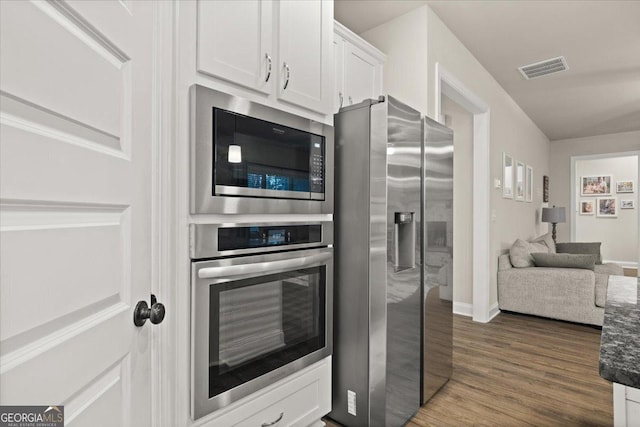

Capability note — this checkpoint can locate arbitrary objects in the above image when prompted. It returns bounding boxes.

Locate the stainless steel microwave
[190,85,334,215]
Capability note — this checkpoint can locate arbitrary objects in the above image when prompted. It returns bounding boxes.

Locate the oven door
[191,247,333,419]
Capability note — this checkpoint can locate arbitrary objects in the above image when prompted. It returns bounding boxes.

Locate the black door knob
[134,294,166,327]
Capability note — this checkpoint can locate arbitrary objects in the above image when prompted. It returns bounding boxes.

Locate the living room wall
[574,155,638,265]
[361,5,550,315]
[549,130,640,268]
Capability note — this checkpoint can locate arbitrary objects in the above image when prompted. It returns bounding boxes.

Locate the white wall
[362,6,550,310]
[360,6,428,113]
[574,155,638,265]
[549,130,640,243]
[442,96,473,305]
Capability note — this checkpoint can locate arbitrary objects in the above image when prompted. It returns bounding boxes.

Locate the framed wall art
[525,165,533,202]
[579,200,594,215]
[515,161,525,201]
[616,180,634,193]
[596,197,617,217]
[543,175,549,203]
[621,200,635,209]
[581,175,612,196]
[502,152,513,199]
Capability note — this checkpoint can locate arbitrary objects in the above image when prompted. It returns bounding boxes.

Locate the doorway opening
[434,63,493,322]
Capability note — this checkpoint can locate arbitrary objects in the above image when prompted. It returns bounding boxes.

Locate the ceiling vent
[518,56,569,79]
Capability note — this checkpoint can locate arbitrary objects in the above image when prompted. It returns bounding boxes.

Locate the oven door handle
[197,252,332,280]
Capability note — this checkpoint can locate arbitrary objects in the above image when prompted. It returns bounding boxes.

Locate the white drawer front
[627,385,640,403]
[626,400,640,426]
[207,357,331,427]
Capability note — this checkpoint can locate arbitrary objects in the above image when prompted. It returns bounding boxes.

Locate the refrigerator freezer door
[385,96,423,426]
[422,116,454,404]
[331,99,388,427]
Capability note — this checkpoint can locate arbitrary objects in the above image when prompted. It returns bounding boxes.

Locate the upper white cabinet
[197,0,273,95]
[278,0,333,114]
[334,21,385,112]
[196,0,333,118]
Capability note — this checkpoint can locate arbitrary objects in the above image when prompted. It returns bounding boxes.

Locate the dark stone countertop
[599,275,640,389]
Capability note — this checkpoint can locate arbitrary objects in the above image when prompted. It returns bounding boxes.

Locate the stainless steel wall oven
[190,85,334,215]
[190,222,333,419]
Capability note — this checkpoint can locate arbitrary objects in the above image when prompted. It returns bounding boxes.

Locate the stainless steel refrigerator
[330,96,453,427]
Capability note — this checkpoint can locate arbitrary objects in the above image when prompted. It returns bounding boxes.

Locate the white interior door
[0,1,154,425]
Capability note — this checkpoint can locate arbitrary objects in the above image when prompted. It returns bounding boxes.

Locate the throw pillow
[531,253,597,270]
[531,233,556,254]
[556,242,602,264]
[509,238,549,268]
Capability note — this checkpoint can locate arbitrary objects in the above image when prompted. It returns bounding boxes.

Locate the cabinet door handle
[339,92,343,109]
[349,95,353,105]
[265,53,272,82]
[261,412,284,427]
[283,62,290,90]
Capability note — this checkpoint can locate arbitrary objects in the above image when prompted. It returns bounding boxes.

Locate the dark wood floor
[327,312,612,426]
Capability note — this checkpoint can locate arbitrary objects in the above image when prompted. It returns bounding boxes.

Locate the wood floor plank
[415,312,612,426]
[325,311,613,426]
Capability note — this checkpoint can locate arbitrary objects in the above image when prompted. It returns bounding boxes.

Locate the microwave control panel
[310,141,324,195]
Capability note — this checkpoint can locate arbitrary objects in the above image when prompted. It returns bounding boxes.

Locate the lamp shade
[542,206,566,223]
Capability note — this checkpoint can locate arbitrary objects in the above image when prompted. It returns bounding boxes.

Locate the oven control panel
[218,224,322,252]
[190,222,333,259]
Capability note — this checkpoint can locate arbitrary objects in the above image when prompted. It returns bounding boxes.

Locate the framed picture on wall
[515,161,525,201]
[616,180,634,193]
[525,165,533,202]
[596,197,617,217]
[502,152,513,199]
[581,175,612,196]
[543,175,549,202]
[621,200,635,209]
[579,200,594,215]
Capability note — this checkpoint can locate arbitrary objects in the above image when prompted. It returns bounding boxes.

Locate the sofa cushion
[510,238,549,268]
[531,253,596,270]
[556,242,602,264]
[532,233,556,253]
[594,273,608,308]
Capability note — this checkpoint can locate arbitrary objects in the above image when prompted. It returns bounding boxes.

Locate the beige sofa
[497,252,624,326]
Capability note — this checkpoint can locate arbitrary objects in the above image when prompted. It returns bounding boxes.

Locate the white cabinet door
[333,35,345,113]
[0,1,154,425]
[344,42,383,106]
[197,0,273,94]
[278,0,332,114]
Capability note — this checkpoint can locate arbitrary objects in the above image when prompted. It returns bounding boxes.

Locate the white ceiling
[335,0,640,141]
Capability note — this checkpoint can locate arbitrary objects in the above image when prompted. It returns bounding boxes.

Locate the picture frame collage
[502,152,533,202]
[579,175,635,218]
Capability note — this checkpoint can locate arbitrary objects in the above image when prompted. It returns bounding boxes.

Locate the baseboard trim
[454,301,501,321]
[603,260,638,269]
[453,302,473,317]
[488,302,500,321]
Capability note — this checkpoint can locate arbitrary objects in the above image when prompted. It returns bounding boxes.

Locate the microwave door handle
[197,252,332,280]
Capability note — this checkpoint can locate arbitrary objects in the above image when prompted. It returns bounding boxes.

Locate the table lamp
[542,206,566,244]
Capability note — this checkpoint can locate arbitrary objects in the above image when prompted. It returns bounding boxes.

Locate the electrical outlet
[494,178,502,189]
[347,390,356,416]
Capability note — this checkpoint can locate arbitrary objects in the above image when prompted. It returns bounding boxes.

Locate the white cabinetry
[334,21,385,112]
[614,383,640,427]
[197,0,273,95]
[204,357,331,427]
[196,0,333,120]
